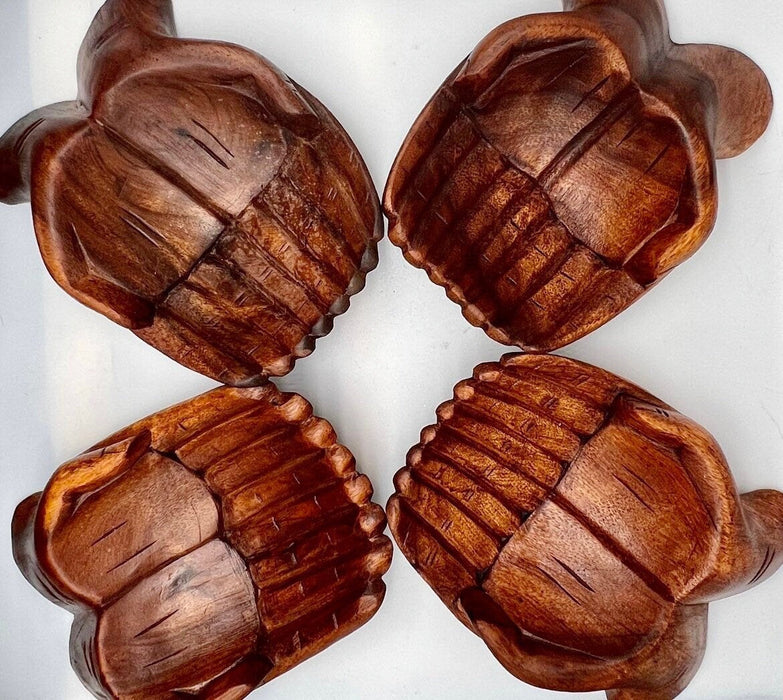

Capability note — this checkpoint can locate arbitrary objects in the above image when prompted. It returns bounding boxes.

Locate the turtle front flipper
[36,432,151,534]
[671,43,773,159]
[78,0,319,139]
[686,488,783,602]
[11,432,152,606]
[0,102,84,204]
[459,587,707,699]
[605,604,708,699]
[616,397,783,602]
[563,0,773,160]
[76,0,177,105]
[81,0,176,47]
[457,587,628,692]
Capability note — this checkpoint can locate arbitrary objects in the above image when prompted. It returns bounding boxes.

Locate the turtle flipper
[605,604,708,700]
[738,490,783,586]
[0,99,159,329]
[37,432,151,534]
[671,43,772,159]
[563,0,669,55]
[11,432,151,606]
[0,102,84,204]
[77,0,176,103]
[77,0,319,138]
[462,587,707,698]
[617,398,783,601]
[687,489,783,601]
[82,0,176,44]
[563,0,773,161]
[457,587,621,692]
[459,588,707,697]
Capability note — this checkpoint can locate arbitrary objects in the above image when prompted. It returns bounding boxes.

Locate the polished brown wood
[0,0,382,385]
[13,384,392,699]
[388,354,783,699]
[384,0,772,351]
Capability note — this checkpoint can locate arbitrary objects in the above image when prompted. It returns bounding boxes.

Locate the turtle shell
[0,0,382,385]
[384,0,772,350]
[12,384,392,699]
[387,354,783,697]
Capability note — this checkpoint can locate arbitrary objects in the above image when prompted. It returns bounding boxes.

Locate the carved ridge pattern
[0,2,383,384]
[471,377,600,438]
[163,390,391,682]
[407,464,520,541]
[452,401,573,466]
[466,379,586,451]
[435,178,540,288]
[13,385,392,698]
[423,168,529,274]
[277,173,364,270]
[258,196,352,296]
[223,223,332,315]
[381,0,766,352]
[422,441,545,514]
[219,256,313,335]
[392,90,654,343]
[389,352,783,697]
[410,139,502,255]
[437,422,560,492]
[389,356,663,614]
[390,89,464,205]
[390,101,632,342]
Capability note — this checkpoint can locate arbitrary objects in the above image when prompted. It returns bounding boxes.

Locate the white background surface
[0,0,782,698]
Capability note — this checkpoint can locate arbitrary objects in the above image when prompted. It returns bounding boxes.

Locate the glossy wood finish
[13,385,392,699]
[384,0,772,351]
[0,0,382,385]
[388,354,783,698]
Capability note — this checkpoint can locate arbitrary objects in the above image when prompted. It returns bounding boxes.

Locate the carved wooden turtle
[384,0,772,350]
[13,384,392,699]
[388,354,783,698]
[0,0,382,385]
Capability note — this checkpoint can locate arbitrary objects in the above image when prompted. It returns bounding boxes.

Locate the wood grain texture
[0,0,382,385]
[12,384,392,699]
[384,0,772,351]
[388,354,783,698]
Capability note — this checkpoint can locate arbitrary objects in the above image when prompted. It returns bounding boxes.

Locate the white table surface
[1,1,781,698]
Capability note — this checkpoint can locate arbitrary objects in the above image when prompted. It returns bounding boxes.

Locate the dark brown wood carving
[0,0,382,385]
[12,385,392,699]
[388,354,783,699]
[384,0,772,351]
